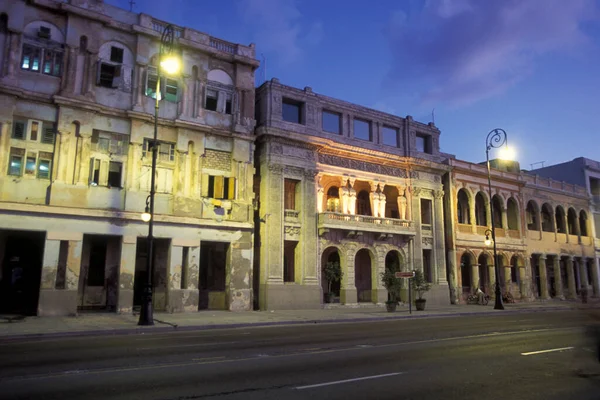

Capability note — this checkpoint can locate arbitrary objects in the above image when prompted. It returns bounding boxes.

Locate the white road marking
[521,346,574,356]
[296,372,403,390]
[137,341,239,350]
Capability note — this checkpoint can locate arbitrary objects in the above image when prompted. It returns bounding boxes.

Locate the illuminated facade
[0,0,258,315]
[254,79,451,309]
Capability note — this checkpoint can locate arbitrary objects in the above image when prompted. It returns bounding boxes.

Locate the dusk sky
[107,0,600,169]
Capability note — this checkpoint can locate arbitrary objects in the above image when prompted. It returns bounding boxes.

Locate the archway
[384,251,403,302]
[326,186,340,212]
[531,255,541,298]
[507,198,519,230]
[526,200,539,231]
[541,203,554,232]
[567,208,578,235]
[355,249,373,302]
[580,210,589,236]
[321,247,341,302]
[475,192,487,226]
[478,253,491,294]
[555,206,566,234]
[356,190,371,216]
[492,195,503,228]
[460,252,474,296]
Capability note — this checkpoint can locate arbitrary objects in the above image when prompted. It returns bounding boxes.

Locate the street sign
[395,271,415,279]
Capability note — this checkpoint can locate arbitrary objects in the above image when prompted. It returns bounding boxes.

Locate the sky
[106,0,600,169]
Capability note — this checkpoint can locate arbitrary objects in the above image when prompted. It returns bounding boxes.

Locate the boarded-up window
[284,179,298,210]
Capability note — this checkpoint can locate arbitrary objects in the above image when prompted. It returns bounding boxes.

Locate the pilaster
[566,256,577,299]
[552,256,565,299]
[538,256,550,300]
[117,236,137,313]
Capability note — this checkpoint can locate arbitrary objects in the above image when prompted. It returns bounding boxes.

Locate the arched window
[475,192,487,226]
[457,189,470,224]
[567,207,578,235]
[204,69,234,115]
[507,197,519,230]
[526,200,539,231]
[541,203,554,232]
[356,190,371,216]
[555,206,566,233]
[492,195,503,228]
[580,210,588,236]
[326,186,340,212]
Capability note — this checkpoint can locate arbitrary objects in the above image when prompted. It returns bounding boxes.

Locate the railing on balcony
[210,38,236,54]
[495,228,505,237]
[476,226,489,236]
[318,212,414,234]
[457,224,472,234]
[557,232,567,243]
[284,209,300,219]
[581,236,592,246]
[151,20,183,38]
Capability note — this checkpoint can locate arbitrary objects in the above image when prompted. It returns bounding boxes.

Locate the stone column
[340,247,357,304]
[566,256,577,299]
[504,264,512,293]
[447,248,459,304]
[56,132,70,183]
[348,178,357,215]
[302,170,319,287]
[397,186,407,220]
[6,33,21,79]
[85,52,98,98]
[471,264,479,291]
[61,46,77,94]
[316,176,324,213]
[38,233,83,316]
[592,257,600,297]
[488,262,496,296]
[519,265,528,299]
[500,207,508,230]
[117,236,137,313]
[552,256,565,299]
[538,256,550,300]
[370,181,379,217]
[77,133,92,186]
[433,190,447,284]
[469,195,477,233]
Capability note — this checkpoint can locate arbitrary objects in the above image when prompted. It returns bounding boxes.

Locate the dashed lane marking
[521,347,575,356]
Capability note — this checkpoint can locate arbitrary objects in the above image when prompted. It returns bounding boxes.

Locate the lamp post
[485,128,510,311]
[138,24,179,326]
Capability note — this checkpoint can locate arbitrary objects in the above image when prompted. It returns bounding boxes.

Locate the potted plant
[411,269,431,311]
[381,268,402,312]
[323,261,342,303]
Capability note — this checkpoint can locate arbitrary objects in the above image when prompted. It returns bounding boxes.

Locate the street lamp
[138,24,180,326]
[484,229,492,247]
[485,128,512,311]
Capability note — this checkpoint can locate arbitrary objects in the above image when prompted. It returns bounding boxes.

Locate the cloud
[384,0,600,107]
[237,0,322,65]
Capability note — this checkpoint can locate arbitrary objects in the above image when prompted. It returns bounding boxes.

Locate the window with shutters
[89,130,128,188]
[204,83,234,115]
[8,148,24,176]
[11,118,55,144]
[21,43,63,77]
[96,45,132,92]
[203,175,236,200]
[142,139,174,162]
[37,153,52,179]
[140,166,173,194]
[12,120,26,140]
[284,179,299,210]
[91,130,129,156]
[145,66,179,102]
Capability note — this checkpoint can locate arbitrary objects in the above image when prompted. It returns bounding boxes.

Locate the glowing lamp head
[498,145,516,161]
[160,56,180,75]
[141,205,151,222]
[484,234,492,246]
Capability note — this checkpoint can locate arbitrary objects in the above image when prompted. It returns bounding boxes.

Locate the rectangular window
[164,78,178,102]
[91,130,128,155]
[284,179,298,210]
[41,125,55,144]
[322,111,341,134]
[42,50,63,76]
[143,139,174,162]
[282,99,302,124]
[12,121,25,139]
[145,67,159,99]
[8,148,24,176]
[37,156,51,179]
[29,121,39,141]
[25,154,36,175]
[225,93,232,115]
[98,63,118,88]
[511,266,518,283]
[21,44,41,72]
[423,249,433,283]
[90,159,100,186]
[107,161,122,188]
[416,133,432,154]
[421,198,432,225]
[353,119,371,141]
[382,126,399,147]
[205,89,218,111]
[110,46,124,63]
[207,175,236,200]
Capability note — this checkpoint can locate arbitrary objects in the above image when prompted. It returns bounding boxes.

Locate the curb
[0,306,579,342]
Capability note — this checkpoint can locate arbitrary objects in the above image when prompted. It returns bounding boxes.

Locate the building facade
[254,79,451,310]
[0,0,259,316]
[444,158,599,303]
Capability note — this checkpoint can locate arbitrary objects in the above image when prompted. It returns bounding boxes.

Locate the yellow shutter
[100,160,109,186]
[228,178,236,200]
[214,175,224,199]
[201,173,209,197]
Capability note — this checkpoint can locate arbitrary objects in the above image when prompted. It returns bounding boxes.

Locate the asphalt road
[1,310,600,400]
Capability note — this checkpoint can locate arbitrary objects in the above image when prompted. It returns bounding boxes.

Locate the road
[1,310,600,400]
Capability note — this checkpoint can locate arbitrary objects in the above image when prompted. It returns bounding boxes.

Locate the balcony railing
[476,226,489,236]
[507,229,520,239]
[151,20,183,38]
[284,209,300,219]
[210,38,236,54]
[458,224,472,234]
[318,212,414,235]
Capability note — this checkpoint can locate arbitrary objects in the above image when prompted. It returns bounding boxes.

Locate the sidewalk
[0,300,596,340]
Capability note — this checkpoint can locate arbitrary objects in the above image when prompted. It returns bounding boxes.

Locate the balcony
[284,209,300,223]
[318,212,415,237]
[476,226,489,236]
[458,224,472,234]
[507,229,520,239]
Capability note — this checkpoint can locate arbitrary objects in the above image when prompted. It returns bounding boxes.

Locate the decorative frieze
[318,154,408,178]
